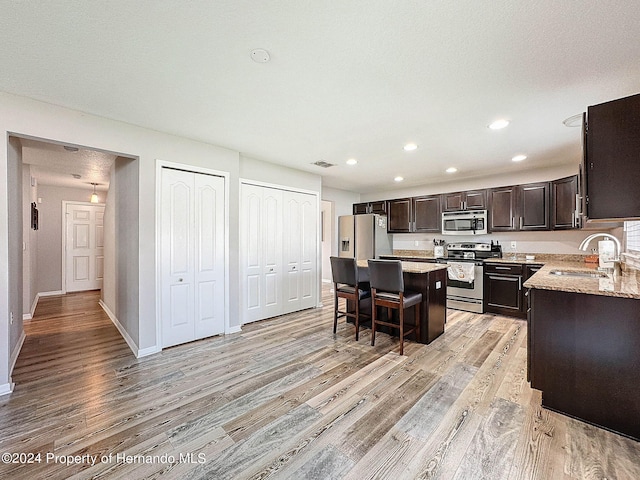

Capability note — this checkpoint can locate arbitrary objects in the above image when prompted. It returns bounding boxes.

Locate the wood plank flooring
[1,287,639,479]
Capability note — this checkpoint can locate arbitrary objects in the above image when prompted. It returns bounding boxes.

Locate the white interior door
[241,184,283,323]
[161,167,225,348]
[65,203,105,292]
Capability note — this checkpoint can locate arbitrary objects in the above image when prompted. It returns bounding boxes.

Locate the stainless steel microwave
[442,210,488,235]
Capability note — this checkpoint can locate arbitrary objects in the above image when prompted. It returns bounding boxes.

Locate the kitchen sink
[549,270,609,278]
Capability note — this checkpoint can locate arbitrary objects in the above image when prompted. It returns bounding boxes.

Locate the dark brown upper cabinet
[489,182,550,231]
[387,195,441,233]
[552,175,579,229]
[442,190,486,211]
[352,200,387,215]
[583,93,640,221]
[413,195,442,232]
[387,198,413,232]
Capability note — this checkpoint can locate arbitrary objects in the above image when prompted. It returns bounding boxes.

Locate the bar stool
[368,259,422,356]
[330,256,371,341]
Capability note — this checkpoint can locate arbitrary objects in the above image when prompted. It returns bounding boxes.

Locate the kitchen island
[524,263,640,440]
[356,260,448,344]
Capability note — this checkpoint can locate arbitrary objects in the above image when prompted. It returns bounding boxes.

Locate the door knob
[178,278,183,282]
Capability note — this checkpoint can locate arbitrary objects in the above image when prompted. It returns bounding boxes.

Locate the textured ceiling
[2,1,640,193]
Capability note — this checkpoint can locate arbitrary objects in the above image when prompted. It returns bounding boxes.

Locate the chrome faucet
[578,233,621,259]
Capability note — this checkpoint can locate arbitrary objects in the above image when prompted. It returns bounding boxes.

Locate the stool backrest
[330,256,358,286]
[367,259,404,293]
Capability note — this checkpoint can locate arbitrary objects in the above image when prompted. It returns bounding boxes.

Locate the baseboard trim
[23,292,41,320]
[226,325,242,334]
[99,300,142,358]
[0,382,14,397]
[137,346,161,358]
[38,290,64,297]
[9,330,26,374]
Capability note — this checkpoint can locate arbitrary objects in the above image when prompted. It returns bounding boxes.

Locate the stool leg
[355,294,360,341]
[399,303,404,356]
[333,287,338,334]
[371,293,377,347]
[415,302,421,343]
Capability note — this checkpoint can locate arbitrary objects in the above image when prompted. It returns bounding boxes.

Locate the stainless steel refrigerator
[338,214,392,260]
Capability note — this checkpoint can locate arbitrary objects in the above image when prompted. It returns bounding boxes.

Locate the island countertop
[356,259,448,274]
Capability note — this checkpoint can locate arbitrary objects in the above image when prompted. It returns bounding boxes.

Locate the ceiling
[2,1,639,193]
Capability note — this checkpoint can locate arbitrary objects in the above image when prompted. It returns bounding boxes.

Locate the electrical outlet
[510,241,517,250]
[10,311,14,325]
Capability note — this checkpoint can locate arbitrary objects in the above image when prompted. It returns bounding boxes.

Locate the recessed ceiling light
[488,119,510,130]
[71,173,81,179]
[512,154,527,162]
[250,48,270,63]
[446,167,458,173]
[403,143,418,151]
[394,176,404,182]
[346,158,358,166]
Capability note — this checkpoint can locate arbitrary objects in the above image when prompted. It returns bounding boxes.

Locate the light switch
[436,281,442,289]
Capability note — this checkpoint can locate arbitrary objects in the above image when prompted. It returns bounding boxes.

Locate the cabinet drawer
[484,263,523,275]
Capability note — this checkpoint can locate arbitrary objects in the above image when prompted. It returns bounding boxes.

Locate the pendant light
[90,183,99,203]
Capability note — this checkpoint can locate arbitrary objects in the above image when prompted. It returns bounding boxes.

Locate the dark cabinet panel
[488,187,517,231]
[520,182,550,230]
[489,183,549,231]
[442,190,486,211]
[413,195,441,232]
[484,262,525,318]
[584,93,640,220]
[369,200,387,215]
[529,288,640,440]
[353,202,369,215]
[552,175,579,229]
[387,198,412,233]
[353,201,388,215]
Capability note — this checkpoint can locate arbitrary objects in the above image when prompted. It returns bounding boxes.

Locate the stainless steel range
[444,242,501,313]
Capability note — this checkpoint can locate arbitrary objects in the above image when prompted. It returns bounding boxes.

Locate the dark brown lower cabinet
[529,288,640,441]
[484,263,525,318]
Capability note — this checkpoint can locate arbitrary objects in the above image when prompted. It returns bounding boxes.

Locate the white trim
[61,201,106,294]
[137,346,161,358]
[239,177,319,197]
[226,325,242,335]
[37,290,64,297]
[9,330,25,374]
[23,291,41,320]
[0,382,14,396]
[99,299,138,357]
[155,160,230,350]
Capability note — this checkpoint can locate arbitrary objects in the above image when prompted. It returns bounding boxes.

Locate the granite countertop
[523,261,640,299]
[357,259,448,274]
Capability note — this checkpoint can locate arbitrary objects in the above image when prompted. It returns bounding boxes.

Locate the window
[625,221,640,254]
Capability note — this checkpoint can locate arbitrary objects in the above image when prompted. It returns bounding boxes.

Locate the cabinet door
[442,192,464,211]
[520,182,550,230]
[586,93,640,220]
[353,202,369,215]
[465,190,487,209]
[484,274,522,314]
[387,198,413,232]
[552,175,578,229]
[413,195,441,232]
[488,186,517,231]
[369,201,387,215]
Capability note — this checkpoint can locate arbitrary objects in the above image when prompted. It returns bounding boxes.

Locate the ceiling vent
[312,160,336,168]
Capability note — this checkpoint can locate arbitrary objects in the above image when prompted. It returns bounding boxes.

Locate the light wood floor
[1,287,639,479]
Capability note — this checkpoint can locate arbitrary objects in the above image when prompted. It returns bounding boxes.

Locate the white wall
[22,165,38,318]
[239,154,321,192]
[320,200,333,282]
